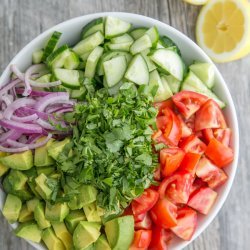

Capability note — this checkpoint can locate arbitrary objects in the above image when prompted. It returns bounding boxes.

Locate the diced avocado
[23,167,38,178]
[105,215,134,250]
[27,198,40,212]
[35,138,55,167]
[18,204,34,222]
[97,206,105,217]
[49,172,61,179]
[42,228,65,250]
[52,222,73,250]
[48,138,70,160]
[34,202,51,229]
[73,221,101,250]
[0,152,9,176]
[45,202,69,222]
[37,166,56,176]
[65,210,86,234]
[95,235,111,250]
[27,177,42,199]
[35,173,53,200]
[79,185,98,205]
[83,202,101,222]
[7,170,28,190]
[15,221,42,243]
[2,194,22,223]
[68,195,84,210]
[0,150,33,170]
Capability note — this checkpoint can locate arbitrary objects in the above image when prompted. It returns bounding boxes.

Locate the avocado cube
[35,173,53,200]
[42,228,65,250]
[27,178,42,199]
[36,166,56,176]
[79,185,98,205]
[95,235,111,250]
[7,170,28,190]
[26,198,40,212]
[18,204,34,223]
[65,210,86,234]
[0,150,33,170]
[34,202,51,229]
[48,138,71,160]
[68,194,84,211]
[23,167,38,178]
[2,194,22,223]
[73,221,101,250]
[105,215,134,250]
[52,222,73,250]
[45,202,69,222]
[83,202,101,222]
[0,152,9,176]
[35,138,55,167]
[15,221,42,243]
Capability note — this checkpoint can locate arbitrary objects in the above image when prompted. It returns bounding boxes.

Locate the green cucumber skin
[81,17,104,39]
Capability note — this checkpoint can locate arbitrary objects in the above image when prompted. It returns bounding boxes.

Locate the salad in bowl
[0,13,239,250]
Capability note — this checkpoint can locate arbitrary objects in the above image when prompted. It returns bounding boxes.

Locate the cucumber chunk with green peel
[70,87,86,100]
[146,26,159,48]
[161,75,174,99]
[3,194,22,223]
[85,46,104,78]
[81,17,104,39]
[181,71,226,108]
[125,54,149,85]
[163,74,181,94]
[103,56,127,87]
[130,27,147,40]
[111,33,134,44]
[32,50,44,64]
[105,16,131,38]
[189,62,215,89]
[141,49,157,72]
[150,49,184,81]
[159,36,181,55]
[35,73,52,84]
[80,50,93,61]
[64,51,80,70]
[53,68,83,89]
[46,45,71,68]
[106,41,133,52]
[130,34,152,55]
[42,31,62,61]
[73,31,104,55]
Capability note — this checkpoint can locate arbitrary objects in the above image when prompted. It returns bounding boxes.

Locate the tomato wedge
[153,165,162,181]
[203,128,231,147]
[152,130,169,145]
[178,152,201,175]
[179,134,207,154]
[130,230,152,250]
[177,114,192,138]
[205,138,234,167]
[154,99,175,117]
[188,187,217,215]
[196,157,228,189]
[135,213,152,230]
[190,178,207,194]
[195,99,227,131]
[160,148,185,177]
[132,188,159,216]
[171,207,197,241]
[150,198,177,228]
[156,116,171,132]
[172,91,208,119]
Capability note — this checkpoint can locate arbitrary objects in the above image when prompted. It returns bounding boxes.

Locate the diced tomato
[188,187,217,215]
[179,134,207,154]
[154,165,162,181]
[195,99,227,131]
[152,130,169,145]
[190,178,207,194]
[124,205,145,223]
[154,99,175,116]
[177,114,192,138]
[178,152,201,175]
[135,213,152,230]
[172,91,208,119]
[171,207,197,241]
[202,128,214,143]
[130,230,152,250]
[160,148,185,177]
[185,115,195,131]
[150,198,177,228]
[205,138,234,167]
[196,157,228,189]
[132,188,159,216]
[149,226,173,250]
[213,128,231,146]
[156,116,171,132]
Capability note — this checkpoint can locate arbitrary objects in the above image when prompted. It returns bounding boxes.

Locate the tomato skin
[132,188,159,216]
[150,198,177,229]
[160,148,185,177]
[196,157,228,189]
[195,99,227,131]
[172,91,208,119]
[154,100,175,116]
[171,207,197,241]
[205,138,234,167]
[179,134,207,154]
[135,213,152,230]
[188,187,217,215]
[178,114,193,138]
[130,230,152,250]
[203,128,231,147]
[178,152,201,175]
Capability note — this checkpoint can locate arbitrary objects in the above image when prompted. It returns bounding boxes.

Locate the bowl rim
[0,12,239,250]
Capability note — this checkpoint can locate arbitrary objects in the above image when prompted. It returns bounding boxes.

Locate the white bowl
[0,12,239,250]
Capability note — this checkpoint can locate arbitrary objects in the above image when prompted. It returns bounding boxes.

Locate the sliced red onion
[55,107,73,115]
[0,79,23,96]
[15,107,50,120]
[3,98,36,120]
[18,135,28,143]
[0,145,29,153]
[12,113,38,122]
[10,64,25,81]
[0,119,43,134]
[0,129,22,143]
[36,119,55,130]
[1,94,13,105]
[26,134,42,144]
[16,88,53,97]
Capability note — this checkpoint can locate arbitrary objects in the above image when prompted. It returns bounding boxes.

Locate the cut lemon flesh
[184,0,209,5]
[196,0,250,62]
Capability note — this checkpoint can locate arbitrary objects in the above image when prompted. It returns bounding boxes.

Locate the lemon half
[196,0,250,62]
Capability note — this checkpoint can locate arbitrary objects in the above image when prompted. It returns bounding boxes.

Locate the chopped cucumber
[73,31,104,55]
[53,68,83,89]
[80,50,93,61]
[64,51,80,70]
[189,62,215,89]
[130,34,152,55]
[150,49,184,81]
[85,46,104,78]
[106,41,133,52]
[70,87,86,100]
[107,80,124,96]
[181,71,225,108]
[130,27,147,40]
[103,56,127,87]
[81,18,104,39]
[111,33,134,44]
[125,54,149,85]
[159,36,181,56]
[141,49,157,72]
[161,76,173,99]
[32,50,44,64]
[163,75,181,94]
[46,45,71,68]
[35,74,52,83]
[42,31,62,61]
[146,26,159,48]
[105,16,131,38]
